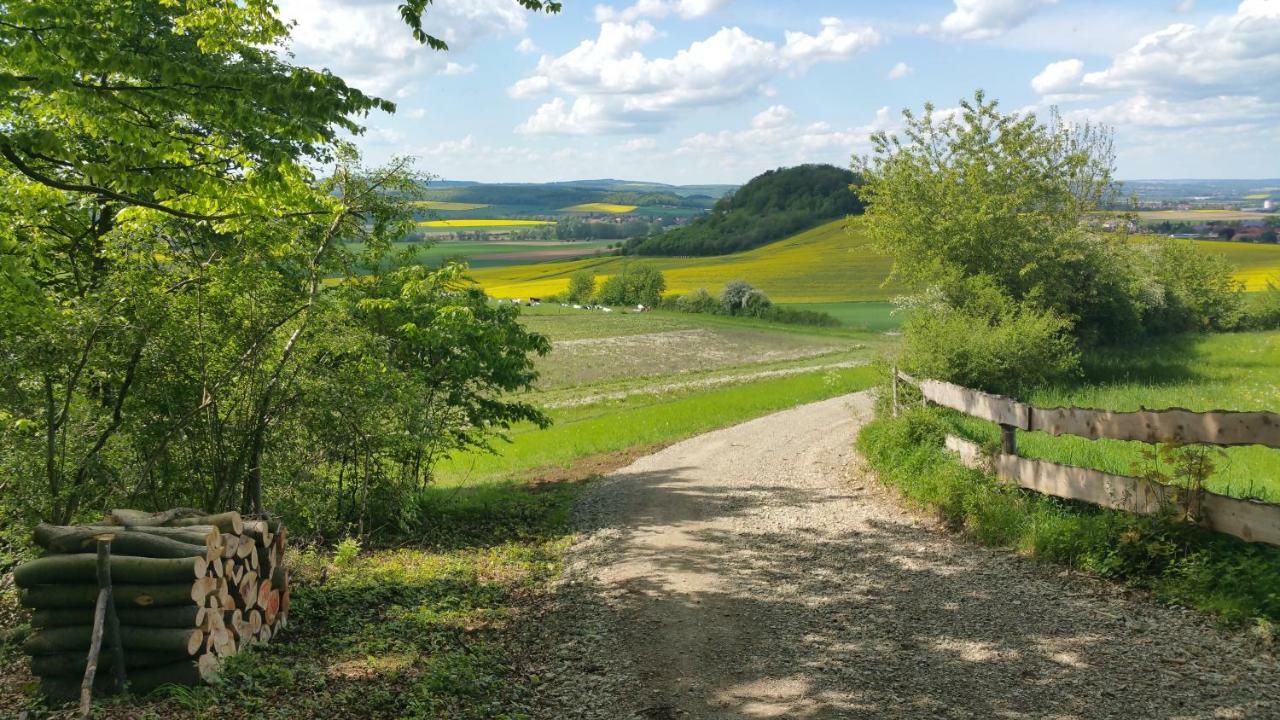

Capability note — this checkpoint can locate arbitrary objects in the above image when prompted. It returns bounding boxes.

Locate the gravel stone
[519,392,1280,719]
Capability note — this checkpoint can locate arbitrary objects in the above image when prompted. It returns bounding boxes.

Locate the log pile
[14,509,290,701]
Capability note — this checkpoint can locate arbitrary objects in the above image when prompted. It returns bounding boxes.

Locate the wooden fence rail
[894,368,1280,547]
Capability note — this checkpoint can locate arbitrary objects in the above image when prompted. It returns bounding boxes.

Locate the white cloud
[939,0,1058,40]
[1031,58,1083,94]
[594,0,728,23]
[621,137,658,151]
[751,104,795,129]
[674,106,893,175]
[515,97,630,135]
[440,62,477,76]
[404,108,427,119]
[515,37,539,54]
[277,0,526,98]
[781,18,883,69]
[1175,0,1195,12]
[887,61,913,79]
[1077,0,1280,101]
[510,18,879,133]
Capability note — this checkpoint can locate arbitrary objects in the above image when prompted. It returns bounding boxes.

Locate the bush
[1240,279,1280,330]
[566,271,596,304]
[673,288,721,314]
[1136,240,1244,334]
[857,407,1280,625]
[596,265,666,306]
[899,287,1079,398]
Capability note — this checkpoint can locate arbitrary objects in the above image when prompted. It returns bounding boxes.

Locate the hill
[418,180,732,217]
[470,218,897,303]
[624,164,863,256]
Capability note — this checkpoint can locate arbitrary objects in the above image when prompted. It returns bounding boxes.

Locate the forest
[624,164,864,255]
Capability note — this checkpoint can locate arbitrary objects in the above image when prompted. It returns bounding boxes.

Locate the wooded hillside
[624,164,863,256]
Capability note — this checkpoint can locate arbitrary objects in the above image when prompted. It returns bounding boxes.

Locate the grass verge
[2,484,575,719]
[436,364,879,486]
[857,406,1280,631]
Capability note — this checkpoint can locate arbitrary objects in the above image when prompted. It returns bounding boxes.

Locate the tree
[855,91,1241,394]
[0,0,561,526]
[597,266,666,306]
[567,271,597,303]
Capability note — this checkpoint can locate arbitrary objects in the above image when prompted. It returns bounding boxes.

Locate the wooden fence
[892,368,1280,547]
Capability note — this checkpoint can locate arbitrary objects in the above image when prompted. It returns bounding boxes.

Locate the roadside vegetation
[855,91,1280,631]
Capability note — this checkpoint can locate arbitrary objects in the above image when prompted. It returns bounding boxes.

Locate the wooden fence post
[1000,424,1017,456]
[891,366,899,417]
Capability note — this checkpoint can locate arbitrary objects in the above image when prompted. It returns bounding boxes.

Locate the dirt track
[524,392,1280,719]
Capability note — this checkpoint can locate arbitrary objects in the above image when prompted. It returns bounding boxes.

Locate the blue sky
[277,0,1280,184]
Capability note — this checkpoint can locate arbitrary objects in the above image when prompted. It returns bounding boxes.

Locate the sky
[275,0,1280,184]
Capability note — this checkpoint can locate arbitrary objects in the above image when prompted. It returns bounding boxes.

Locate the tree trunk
[24,626,202,655]
[30,649,190,676]
[15,554,202,587]
[34,524,206,559]
[40,661,201,700]
[21,583,204,609]
[31,605,200,629]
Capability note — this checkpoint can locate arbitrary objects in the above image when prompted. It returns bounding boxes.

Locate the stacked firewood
[14,509,290,700]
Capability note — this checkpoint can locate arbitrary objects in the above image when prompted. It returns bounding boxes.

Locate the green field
[354,239,615,269]
[783,302,904,331]
[560,202,637,213]
[434,305,890,486]
[942,330,1280,501]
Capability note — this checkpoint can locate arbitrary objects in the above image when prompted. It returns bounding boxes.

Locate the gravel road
[522,392,1280,719]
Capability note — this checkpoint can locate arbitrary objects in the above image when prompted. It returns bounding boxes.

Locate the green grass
[783,302,904,331]
[935,331,1280,501]
[435,364,880,487]
[5,485,576,719]
[858,407,1280,627]
[349,240,615,270]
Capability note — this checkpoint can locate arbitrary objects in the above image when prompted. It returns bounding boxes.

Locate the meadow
[410,200,490,211]
[938,330,1280,501]
[433,305,887,486]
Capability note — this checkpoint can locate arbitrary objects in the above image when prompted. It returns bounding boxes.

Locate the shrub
[899,290,1079,398]
[673,288,721,314]
[596,265,666,306]
[1241,279,1280,330]
[1136,240,1244,334]
[858,408,1280,625]
[566,270,596,304]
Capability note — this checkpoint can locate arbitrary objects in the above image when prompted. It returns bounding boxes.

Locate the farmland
[1134,209,1272,221]
[417,218,556,228]
[433,305,890,487]
[561,202,637,213]
[467,218,1280,303]
[410,200,490,211]
[471,218,899,303]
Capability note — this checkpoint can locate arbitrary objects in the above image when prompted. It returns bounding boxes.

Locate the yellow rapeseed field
[470,218,898,303]
[560,203,638,214]
[418,219,557,228]
[471,219,1280,302]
